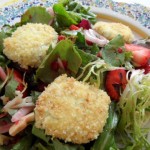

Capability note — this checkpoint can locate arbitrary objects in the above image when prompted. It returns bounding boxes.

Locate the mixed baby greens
[0,0,150,150]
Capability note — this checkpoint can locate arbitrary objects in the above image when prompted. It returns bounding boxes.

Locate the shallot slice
[14,96,34,108]
[3,91,34,112]
[89,29,107,41]
[83,29,109,47]
[3,97,22,112]
[11,107,34,122]
[9,112,35,136]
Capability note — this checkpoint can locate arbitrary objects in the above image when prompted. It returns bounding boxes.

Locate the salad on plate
[0,0,150,149]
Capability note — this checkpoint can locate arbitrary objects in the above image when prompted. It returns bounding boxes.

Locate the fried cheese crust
[3,23,58,69]
[93,21,134,43]
[34,75,111,144]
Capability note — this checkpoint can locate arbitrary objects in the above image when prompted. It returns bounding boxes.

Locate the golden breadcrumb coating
[3,23,58,69]
[34,74,111,144]
[93,21,134,43]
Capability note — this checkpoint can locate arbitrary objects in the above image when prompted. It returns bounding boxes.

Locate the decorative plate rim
[0,0,150,31]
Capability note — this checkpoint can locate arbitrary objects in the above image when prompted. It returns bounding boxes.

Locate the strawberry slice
[143,64,150,74]
[137,64,150,74]
[125,44,150,67]
[58,35,66,41]
[77,19,91,29]
[105,69,127,101]
[69,25,80,30]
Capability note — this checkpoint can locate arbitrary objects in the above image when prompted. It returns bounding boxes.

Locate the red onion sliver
[0,67,7,81]
[83,29,109,47]
[47,7,55,25]
[0,121,12,134]
[0,113,7,119]
[57,58,65,70]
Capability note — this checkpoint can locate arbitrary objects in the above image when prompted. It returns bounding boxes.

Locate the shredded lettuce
[77,58,124,88]
[117,69,150,149]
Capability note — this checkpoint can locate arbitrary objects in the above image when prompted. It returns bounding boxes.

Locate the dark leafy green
[66,1,96,24]
[11,134,33,150]
[0,55,8,67]
[5,78,18,99]
[32,125,50,144]
[31,142,54,150]
[31,91,41,103]
[0,30,10,67]
[75,47,97,67]
[58,0,70,6]
[0,30,8,53]
[32,126,84,150]
[32,143,48,150]
[53,139,85,150]
[21,7,52,24]
[53,0,96,30]
[75,32,100,55]
[91,103,118,150]
[53,3,79,27]
[36,40,82,83]
[102,35,125,67]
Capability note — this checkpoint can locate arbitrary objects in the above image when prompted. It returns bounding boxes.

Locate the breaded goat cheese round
[3,23,58,69]
[93,21,134,43]
[34,74,111,144]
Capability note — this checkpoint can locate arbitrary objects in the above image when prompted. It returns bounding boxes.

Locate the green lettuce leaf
[75,32,100,55]
[102,35,125,67]
[31,91,41,103]
[53,139,85,150]
[21,7,52,24]
[53,0,96,30]
[0,30,8,53]
[67,1,96,24]
[31,142,54,150]
[53,3,79,27]
[5,78,18,99]
[11,133,33,150]
[0,30,11,67]
[75,47,97,67]
[91,102,118,150]
[32,125,50,144]
[36,39,82,83]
